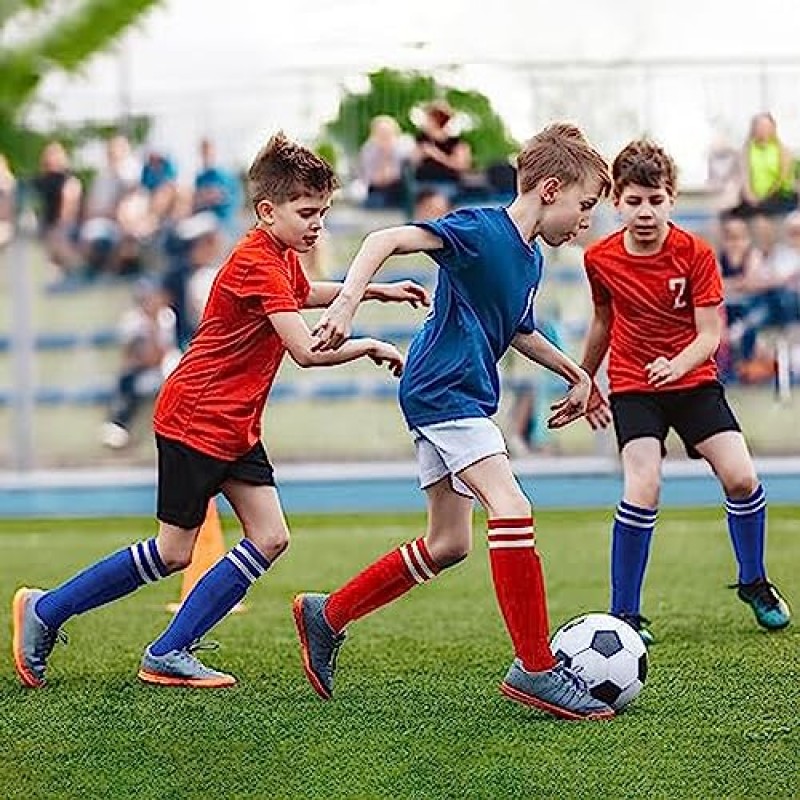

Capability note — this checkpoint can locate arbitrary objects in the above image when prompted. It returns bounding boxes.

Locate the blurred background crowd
[2,0,800,468]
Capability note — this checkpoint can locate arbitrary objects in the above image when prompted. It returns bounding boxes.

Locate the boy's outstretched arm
[270,311,403,376]
[511,330,592,429]
[304,280,430,310]
[579,302,613,430]
[311,225,442,351]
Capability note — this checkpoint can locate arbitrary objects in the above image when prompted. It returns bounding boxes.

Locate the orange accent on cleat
[292,595,331,700]
[137,668,236,688]
[12,587,45,689]
[500,681,615,721]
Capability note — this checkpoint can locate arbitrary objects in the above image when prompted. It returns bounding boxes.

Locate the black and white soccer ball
[550,612,648,711]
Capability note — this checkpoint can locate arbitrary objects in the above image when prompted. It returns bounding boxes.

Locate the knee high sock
[725,484,767,584]
[35,539,169,629]
[324,538,442,634]
[610,501,657,617]
[149,540,271,656]
[487,516,554,673]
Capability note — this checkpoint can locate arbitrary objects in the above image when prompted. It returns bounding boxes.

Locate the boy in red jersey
[580,140,790,644]
[12,132,427,689]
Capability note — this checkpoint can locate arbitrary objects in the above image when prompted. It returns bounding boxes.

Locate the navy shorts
[609,381,741,459]
[156,435,275,529]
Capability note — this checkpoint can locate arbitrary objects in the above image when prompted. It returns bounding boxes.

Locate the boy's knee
[428,536,471,568]
[247,531,289,562]
[160,551,193,574]
[723,472,759,500]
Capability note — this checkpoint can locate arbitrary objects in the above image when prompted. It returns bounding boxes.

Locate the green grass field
[0,508,798,800]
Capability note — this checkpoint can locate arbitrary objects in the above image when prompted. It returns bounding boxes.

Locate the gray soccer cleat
[292,593,346,699]
[500,659,616,721]
[12,587,67,688]
[138,641,236,688]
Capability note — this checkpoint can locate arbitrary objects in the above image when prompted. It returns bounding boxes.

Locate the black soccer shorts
[609,381,741,459]
[156,435,275,529]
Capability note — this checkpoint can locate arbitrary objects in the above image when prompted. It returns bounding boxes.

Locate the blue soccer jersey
[399,206,542,428]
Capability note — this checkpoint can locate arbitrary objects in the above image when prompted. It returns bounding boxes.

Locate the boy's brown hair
[248,132,340,209]
[612,140,678,200]
[516,123,611,197]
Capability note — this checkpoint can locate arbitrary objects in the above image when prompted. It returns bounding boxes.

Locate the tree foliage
[0,0,162,172]
[323,68,518,170]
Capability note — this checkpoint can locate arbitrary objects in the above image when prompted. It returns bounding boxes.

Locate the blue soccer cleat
[613,612,656,647]
[293,593,346,700]
[735,579,791,630]
[12,587,67,688]
[138,641,236,688]
[500,659,615,721]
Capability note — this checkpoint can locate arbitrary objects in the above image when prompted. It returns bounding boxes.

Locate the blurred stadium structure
[35,57,800,186]
[3,55,800,513]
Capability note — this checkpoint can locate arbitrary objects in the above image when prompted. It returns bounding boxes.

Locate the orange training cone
[166,498,246,613]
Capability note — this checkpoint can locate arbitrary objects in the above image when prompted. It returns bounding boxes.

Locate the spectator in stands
[0,153,16,249]
[507,316,568,456]
[734,112,797,218]
[413,187,452,221]
[717,212,766,365]
[82,133,149,278]
[31,141,84,276]
[706,128,743,213]
[101,277,180,449]
[162,211,223,349]
[194,137,242,240]
[358,115,408,211]
[141,149,179,229]
[411,100,472,204]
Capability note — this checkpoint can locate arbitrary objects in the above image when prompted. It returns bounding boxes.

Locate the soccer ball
[550,613,648,711]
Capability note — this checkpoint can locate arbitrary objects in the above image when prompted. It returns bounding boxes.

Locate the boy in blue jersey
[293,123,615,721]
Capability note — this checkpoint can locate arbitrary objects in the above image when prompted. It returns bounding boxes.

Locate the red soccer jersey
[154,227,310,459]
[584,224,723,394]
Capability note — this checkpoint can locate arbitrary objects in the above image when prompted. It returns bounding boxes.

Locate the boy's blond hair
[612,139,678,200]
[516,123,610,197]
[248,132,340,210]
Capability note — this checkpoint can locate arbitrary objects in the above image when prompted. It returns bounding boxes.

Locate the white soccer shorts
[412,417,508,498]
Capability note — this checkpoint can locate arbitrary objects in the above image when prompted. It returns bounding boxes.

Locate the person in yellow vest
[737,112,797,218]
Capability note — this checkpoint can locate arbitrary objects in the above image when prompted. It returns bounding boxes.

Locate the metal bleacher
[1,203,718,411]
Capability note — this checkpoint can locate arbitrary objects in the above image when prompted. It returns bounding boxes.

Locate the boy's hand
[645,356,684,388]
[368,281,430,308]
[585,382,612,430]
[368,341,404,377]
[547,375,592,429]
[311,296,358,351]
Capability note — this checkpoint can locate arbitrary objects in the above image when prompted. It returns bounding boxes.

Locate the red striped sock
[324,538,441,633]
[488,516,555,672]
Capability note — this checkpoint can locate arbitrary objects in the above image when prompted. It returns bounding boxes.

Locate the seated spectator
[194,137,242,240]
[411,100,472,204]
[141,149,179,228]
[358,115,408,210]
[0,153,16,249]
[717,212,765,364]
[81,133,150,278]
[485,158,518,205]
[162,211,223,349]
[733,113,797,218]
[101,277,180,449]
[413,187,452,221]
[31,141,84,275]
[706,128,743,213]
[506,316,567,456]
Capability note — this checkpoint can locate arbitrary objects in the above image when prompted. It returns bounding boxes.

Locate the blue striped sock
[610,501,657,617]
[725,484,767,584]
[149,540,270,656]
[35,539,168,629]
